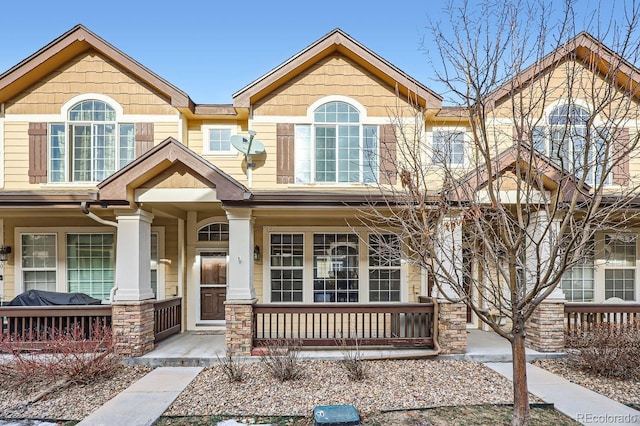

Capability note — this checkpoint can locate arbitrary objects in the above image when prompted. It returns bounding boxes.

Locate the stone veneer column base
[111,300,155,357]
[225,299,257,356]
[526,300,565,352]
[437,300,467,354]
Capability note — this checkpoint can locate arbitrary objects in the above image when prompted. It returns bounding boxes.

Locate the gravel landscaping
[166,359,523,416]
[4,357,634,423]
[0,365,151,421]
[0,359,527,421]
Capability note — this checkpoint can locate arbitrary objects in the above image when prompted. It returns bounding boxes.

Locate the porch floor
[127,329,564,367]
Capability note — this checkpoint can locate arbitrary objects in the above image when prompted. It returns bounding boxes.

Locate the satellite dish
[230,132,265,156]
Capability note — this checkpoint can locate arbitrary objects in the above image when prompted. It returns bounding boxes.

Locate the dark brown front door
[199,251,227,321]
[201,287,226,320]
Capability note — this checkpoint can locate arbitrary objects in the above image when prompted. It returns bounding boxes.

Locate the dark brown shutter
[135,123,154,157]
[613,127,630,186]
[276,123,295,184]
[379,124,397,185]
[28,123,48,184]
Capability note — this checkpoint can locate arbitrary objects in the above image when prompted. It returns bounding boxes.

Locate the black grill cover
[7,290,102,306]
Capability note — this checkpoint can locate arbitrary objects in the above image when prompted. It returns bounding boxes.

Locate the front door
[199,251,227,321]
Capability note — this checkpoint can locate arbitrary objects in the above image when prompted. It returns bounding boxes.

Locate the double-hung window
[432,130,465,166]
[21,234,57,292]
[50,100,135,183]
[369,234,401,302]
[533,104,610,185]
[561,238,595,302]
[295,101,378,184]
[270,234,304,302]
[604,234,636,301]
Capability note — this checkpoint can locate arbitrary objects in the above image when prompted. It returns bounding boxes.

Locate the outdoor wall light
[0,245,12,262]
[253,245,261,262]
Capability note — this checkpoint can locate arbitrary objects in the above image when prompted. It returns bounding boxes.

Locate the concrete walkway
[486,362,640,425]
[76,331,638,425]
[76,367,202,426]
[127,329,563,367]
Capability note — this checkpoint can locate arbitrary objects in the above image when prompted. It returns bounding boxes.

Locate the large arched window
[533,103,609,185]
[294,101,378,184]
[49,99,135,182]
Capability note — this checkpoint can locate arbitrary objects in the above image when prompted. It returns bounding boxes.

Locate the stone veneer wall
[437,301,467,354]
[225,299,256,356]
[526,299,565,352]
[111,301,155,357]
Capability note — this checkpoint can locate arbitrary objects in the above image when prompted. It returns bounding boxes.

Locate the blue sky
[0,1,634,105]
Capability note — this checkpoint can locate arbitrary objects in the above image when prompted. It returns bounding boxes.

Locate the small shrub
[0,323,121,391]
[337,333,369,381]
[259,338,304,382]
[566,323,640,379]
[216,352,247,382]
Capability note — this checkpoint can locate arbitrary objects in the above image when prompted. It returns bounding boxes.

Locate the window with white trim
[295,101,378,184]
[67,233,115,300]
[561,239,595,302]
[533,103,610,185]
[432,129,465,166]
[266,229,405,303]
[369,234,401,302]
[49,100,135,183]
[150,232,158,298]
[21,234,57,292]
[18,228,163,300]
[313,233,359,302]
[604,234,636,301]
[203,126,235,155]
[270,233,304,302]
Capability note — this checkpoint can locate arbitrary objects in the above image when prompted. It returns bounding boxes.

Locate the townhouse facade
[1,25,638,355]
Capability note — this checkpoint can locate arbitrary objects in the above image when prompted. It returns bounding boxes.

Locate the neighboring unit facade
[1,26,639,355]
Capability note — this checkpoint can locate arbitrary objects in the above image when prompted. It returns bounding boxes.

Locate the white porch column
[225,208,256,300]
[433,212,463,301]
[113,209,155,301]
[526,209,565,300]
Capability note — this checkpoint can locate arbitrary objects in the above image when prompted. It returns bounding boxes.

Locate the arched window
[295,100,378,183]
[49,99,135,182]
[533,103,608,185]
[198,223,229,242]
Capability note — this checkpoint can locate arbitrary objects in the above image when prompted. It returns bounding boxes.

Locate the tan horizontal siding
[154,122,180,144]
[156,218,179,298]
[5,121,32,189]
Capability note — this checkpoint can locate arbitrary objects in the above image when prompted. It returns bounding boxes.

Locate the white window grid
[21,233,57,292]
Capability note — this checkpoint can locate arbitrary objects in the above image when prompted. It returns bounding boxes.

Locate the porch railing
[253,303,435,347]
[0,305,112,344]
[154,297,182,343]
[564,303,640,335]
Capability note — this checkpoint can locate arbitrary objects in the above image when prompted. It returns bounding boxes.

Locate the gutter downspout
[81,202,118,302]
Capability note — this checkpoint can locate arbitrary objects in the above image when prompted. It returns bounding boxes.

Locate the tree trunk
[511,327,530,425]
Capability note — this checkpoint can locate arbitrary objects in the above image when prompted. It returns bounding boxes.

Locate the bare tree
[366,1,640,424]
